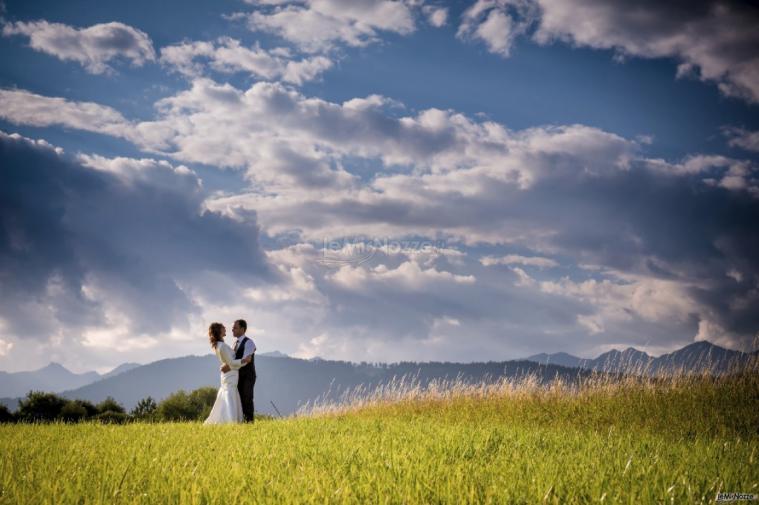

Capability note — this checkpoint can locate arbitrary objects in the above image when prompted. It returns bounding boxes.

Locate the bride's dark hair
[208,322,224,348]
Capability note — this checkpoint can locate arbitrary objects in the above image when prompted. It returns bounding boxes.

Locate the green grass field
[1,370,757,504]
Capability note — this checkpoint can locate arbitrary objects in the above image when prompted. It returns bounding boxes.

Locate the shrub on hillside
[157,387,218,421]
[130,397,158,421]
[188,387,217,420]
[73,399,99,418]
[58,399,99,422]
[0,404,15,423]
[59,401,89,422]
[156,390,197,421]
[17,391,67,422]
[96,397,126,415]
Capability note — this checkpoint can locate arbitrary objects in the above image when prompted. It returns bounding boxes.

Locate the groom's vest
[235,336,256,381]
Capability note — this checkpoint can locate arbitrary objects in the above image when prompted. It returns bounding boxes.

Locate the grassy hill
[0,367,757,503]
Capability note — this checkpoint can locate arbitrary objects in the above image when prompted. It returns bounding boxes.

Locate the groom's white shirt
[228,334,256,370]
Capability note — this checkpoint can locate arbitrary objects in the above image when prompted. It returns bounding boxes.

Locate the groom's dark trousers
[235,337,256,422]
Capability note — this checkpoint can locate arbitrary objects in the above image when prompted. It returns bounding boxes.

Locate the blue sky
[1,0,758,373]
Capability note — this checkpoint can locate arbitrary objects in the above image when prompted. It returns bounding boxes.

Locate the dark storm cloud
[526,163,759,342]
[0,132,278,340]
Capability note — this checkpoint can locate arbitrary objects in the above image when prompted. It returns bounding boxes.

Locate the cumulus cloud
[160,37,332,85]
[423,5,448,27]
[180,82,755,352]
[70,78,634,207]
[454,0,759,103]
[0,88,175,151]
[723,127,759,153]
[534,0,759,103]
[3,80,758,355]
[0,130,277,371]
[236,0,418,53]
[327,260,476,290]
[0,337,13,357]
[457,0,536,57]
[481,254,558,268]
[645,154,759,199]
[536,270,697,329]
[2,20,156,74]
[0,87,137,140]
[76,153,201,189]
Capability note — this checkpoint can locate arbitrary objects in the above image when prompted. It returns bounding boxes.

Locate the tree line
[0,387,224,423]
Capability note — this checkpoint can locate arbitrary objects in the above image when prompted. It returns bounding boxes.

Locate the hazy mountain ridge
[0,362,100,398]
[2,341,755,416]
[525,341,757,374]
[0,360,142,399]
[102,363,141,379]
[0,354,590,416]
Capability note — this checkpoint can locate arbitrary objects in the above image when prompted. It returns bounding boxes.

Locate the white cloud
[13,80,756,252]
[509,266,535,287]
[724,127,759,153]
[457,0,537,57]
[0,88,138,141]
[160,37,333,85]
[240,0,417,53]
[327,260,476,290]
[453,0,759,103]
[694,318,736,350]
[0,82,637,202]
[533,269,700,334]
[645,154,759,198]
[2,79,758,358]
[0,337,13,357]
[423,6,448,27]
[76,153,201,190]
[481,254,558,268]
[79,280,162,351]
[576,314,603,334]
[725,269,743,283]
[532,0,759,103]
[0,129,64,155]
[2,20,155,74]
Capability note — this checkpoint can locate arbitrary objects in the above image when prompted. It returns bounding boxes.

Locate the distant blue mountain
[520,352,583,369]
[0,362,100,398]
[102,362,142,379]
[1,341,754,416]
[259,351,289,358]
[0,360,142,400]
[524,341,757,375]
[1,355,593,416]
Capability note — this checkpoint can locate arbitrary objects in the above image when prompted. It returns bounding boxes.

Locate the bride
[204,322,252,425]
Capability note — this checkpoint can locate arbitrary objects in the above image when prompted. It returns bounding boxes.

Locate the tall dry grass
[299,347,759,438]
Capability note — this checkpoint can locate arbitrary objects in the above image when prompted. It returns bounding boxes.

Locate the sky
[1,0,758,373]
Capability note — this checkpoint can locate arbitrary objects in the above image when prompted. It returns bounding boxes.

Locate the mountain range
[524,340,758,375]
[0,354,589,416]
[1,341,755,416]
[0,361,141,399]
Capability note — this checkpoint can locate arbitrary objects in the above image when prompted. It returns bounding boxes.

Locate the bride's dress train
[204,341,244,424]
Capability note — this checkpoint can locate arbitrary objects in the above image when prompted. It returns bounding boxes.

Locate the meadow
[1,364,757,504]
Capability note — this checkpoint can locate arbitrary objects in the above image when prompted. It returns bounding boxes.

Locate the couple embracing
[204,319,257,424]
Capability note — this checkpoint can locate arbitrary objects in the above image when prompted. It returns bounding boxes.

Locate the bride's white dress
[204,341,244,425]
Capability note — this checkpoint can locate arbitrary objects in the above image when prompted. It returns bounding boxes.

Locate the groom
[221,319,256,422]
